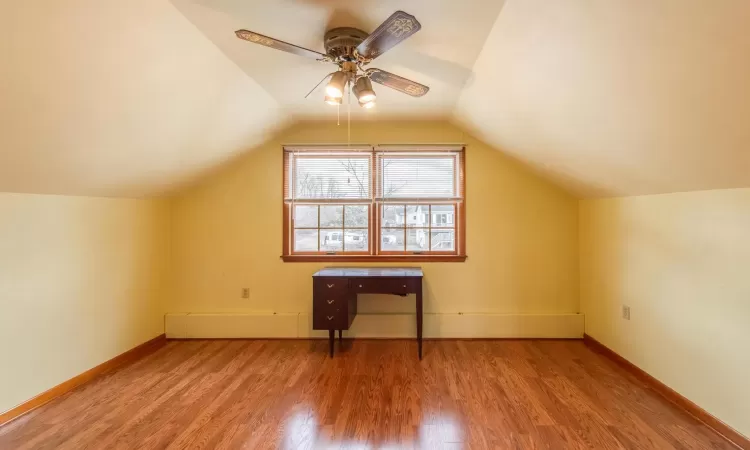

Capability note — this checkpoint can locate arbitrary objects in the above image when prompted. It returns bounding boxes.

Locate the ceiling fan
[235,10,429,109]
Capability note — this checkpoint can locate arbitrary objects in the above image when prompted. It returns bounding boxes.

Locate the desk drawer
[351,277,413,295]
[313,277,349,295]
[312,308,348,330]
[313,294,348,314]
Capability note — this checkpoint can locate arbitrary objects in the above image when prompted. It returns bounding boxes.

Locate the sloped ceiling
[456,0,750,197]
[0,0,288,197]
[1,0,749,198]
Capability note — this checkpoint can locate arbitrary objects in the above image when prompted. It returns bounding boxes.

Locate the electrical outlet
[241,288,250,299]
[622,305,631,320]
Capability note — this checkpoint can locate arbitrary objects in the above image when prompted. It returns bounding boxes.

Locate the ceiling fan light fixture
[360,99,376,109]
[353,77,377,104]
[325,71,348,98]
[324,95,342,106]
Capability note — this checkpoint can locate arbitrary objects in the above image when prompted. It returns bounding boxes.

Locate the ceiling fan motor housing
[324,27,368,61]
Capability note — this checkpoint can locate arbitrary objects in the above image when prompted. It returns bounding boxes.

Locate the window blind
[375,146,463,202]
[284,146,372,202]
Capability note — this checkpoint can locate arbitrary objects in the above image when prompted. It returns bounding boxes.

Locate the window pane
[405,205,428,227]
[320,205,343,228]
[381,205,404,228]
[344,205,368,228]
[293,205,317,228]
[431,204,455,228]
[320,230,343,252]
[294,156,370,200]
[431,229,455,251]
[381,229,403,251]
[294,229,318,252]
[344,230,368,252]
[380,156,456,198]
[407,228,429,251]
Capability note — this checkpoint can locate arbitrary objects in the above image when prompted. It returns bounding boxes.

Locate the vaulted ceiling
[456,0,750,197]
[1,0,749,198]
[0,0,288,197]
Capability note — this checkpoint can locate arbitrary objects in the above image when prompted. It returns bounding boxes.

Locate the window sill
[281,255,467,263]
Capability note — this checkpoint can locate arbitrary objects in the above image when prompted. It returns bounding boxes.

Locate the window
[283,145,466,262]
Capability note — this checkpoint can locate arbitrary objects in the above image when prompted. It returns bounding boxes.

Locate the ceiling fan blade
[356,11,421,60]
[366,68,429,97]
[235,30,327,61]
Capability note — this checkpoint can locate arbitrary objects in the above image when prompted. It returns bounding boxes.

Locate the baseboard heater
[165,312,584,339]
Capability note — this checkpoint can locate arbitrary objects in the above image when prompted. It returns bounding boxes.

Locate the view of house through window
[380,205,456,252]
[293,204,369,253]
[283,145,465,259]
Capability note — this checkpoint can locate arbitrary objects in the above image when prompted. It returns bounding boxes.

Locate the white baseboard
[166,312,584,339]
[165,313,299,338]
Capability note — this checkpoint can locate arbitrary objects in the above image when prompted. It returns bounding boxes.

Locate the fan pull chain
[337,103,340,126]
[347,81,351,147]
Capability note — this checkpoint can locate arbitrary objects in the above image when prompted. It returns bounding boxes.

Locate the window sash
[291,204,372,255]
[377,204,459,255]
[375,151,462,202]
[291,157,372,201]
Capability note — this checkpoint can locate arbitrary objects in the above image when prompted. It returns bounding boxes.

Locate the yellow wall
[169,121,579,331]
[580,189,750,438]
[0,193,170,413]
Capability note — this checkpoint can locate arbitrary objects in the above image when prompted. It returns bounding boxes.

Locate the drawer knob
[359,284,363,288]
[403,285,407,288]
[327,283,335,288]
[327,316,334,321]
[327,299,335,304]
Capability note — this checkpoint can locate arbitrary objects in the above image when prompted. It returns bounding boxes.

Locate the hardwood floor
[0,340,736,449]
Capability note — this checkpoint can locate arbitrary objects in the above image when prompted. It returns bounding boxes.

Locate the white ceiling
[169,0,505,119]
[1,0,749,197]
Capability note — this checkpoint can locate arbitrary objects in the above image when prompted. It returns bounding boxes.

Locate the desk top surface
[313,267,423,278]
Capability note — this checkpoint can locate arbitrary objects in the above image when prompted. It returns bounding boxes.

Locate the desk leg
[328,330,335,358]
[417,284,423,360]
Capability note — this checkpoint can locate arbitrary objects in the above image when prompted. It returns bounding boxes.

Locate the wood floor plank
[0,340,739,449]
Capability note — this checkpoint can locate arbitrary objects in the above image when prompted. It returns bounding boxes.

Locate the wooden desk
[312,267,424,359]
